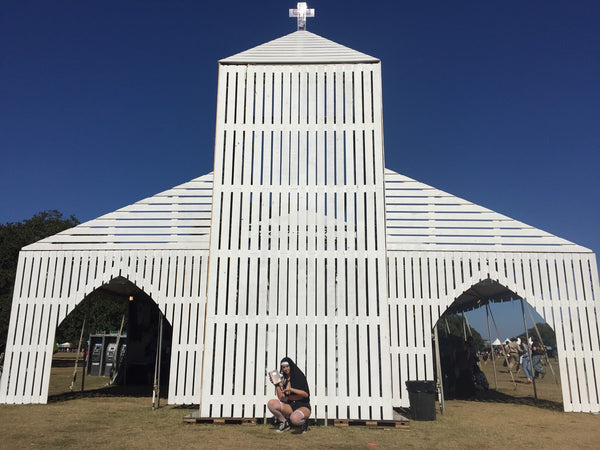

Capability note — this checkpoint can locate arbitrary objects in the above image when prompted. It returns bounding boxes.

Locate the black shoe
[277,420,291,433]
[301,421,309,434]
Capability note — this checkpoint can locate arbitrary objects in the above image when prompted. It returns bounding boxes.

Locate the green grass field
[0,354,598,449]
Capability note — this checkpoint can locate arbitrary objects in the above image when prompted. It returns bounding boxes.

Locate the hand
[283,386,292,396]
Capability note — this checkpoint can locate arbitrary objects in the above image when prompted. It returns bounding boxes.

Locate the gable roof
[220,30,379,64]
[25,170,589,253]
[24,173,213,251]
[384,169,587,252]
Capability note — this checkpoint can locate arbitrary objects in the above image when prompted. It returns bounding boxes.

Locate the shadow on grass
[48,384,157,403]
[469,388,564,411]
[397,390,563,421]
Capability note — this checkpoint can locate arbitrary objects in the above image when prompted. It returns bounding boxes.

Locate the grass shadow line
[48,384,157,403]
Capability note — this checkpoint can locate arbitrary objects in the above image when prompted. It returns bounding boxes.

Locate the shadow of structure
[48,384,156,403]
[468,388,563,411]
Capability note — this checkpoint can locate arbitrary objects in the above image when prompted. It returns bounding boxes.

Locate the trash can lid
[405,380,436,393]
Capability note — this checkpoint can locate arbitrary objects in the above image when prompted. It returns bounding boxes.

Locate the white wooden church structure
[2,5,600,418]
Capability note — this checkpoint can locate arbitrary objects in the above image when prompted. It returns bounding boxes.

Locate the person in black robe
[267,357,311,433]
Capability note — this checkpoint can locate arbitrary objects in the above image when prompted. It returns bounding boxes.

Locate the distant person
[466,336,479,371]
[455,337,476,398]
[267,357,311,433]
[531,339,546,379]
[473,365,489,391]
[507,337,521,372]
[521,341,534,383]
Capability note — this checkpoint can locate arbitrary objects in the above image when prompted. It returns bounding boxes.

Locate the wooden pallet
[183,416,257,426]
[333,419,409,430]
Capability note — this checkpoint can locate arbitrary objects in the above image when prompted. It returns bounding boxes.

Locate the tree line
[0,211,79,350]
[0,211,129,350]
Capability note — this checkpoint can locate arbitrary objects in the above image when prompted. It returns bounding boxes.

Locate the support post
[152,310,164,410]
[485,304,498,390]
[81,295,91,392]
[488,304,517,390]
[109,314,126,385]
[520,299,538,399]
[433,324,445,414]
[526,306,558,384]
[70,313,87,392]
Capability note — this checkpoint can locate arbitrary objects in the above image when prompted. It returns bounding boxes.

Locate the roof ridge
[220,30,378,64]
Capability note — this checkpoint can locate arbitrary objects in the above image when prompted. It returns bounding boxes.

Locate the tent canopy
[444,278,521,316]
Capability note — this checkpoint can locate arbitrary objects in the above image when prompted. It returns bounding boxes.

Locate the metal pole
[520,299,538,399]
[109,314,126,385]
[526,306,558,384]
[156,312,164,409]
[81,295,91,392]
[485,304,498,390]
[488,304,517,390]
[69,313,86,392]
[433,324,445,414]
[152,311,164,410]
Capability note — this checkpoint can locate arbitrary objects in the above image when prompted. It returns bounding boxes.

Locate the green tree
[438,314,485,350]
[55,291,128,345]
[0,210,78,349]
[518,322,556,348]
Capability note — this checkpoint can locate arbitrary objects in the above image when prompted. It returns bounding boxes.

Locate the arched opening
[52,277,172,400]
[434,278,562,409]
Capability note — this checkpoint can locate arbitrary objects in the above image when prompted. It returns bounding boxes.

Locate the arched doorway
[434,278,562,408]
[53,277,172,398]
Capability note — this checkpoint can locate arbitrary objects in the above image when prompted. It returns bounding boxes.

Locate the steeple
[204,2,394,422]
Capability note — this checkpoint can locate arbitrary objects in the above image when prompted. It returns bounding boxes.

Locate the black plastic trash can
[405,380,436,421]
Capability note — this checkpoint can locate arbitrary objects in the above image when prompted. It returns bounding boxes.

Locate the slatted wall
[201,62,393,420]
[384,169,584,253]
[0,250,208,405]
[1,57,599,416]
[387,251,600,412]
[21,173,214,251]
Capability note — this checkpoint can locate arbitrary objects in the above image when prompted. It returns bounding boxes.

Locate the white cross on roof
[289,2,315,30]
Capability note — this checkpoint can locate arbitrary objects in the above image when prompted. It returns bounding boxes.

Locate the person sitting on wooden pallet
[267,357,311,433]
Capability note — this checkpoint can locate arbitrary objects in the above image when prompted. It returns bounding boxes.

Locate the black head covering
[280,356,310,396]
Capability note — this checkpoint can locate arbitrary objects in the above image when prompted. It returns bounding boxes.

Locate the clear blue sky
[1,1,598,339]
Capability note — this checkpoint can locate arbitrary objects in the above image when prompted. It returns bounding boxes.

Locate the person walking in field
[507,337,521,372]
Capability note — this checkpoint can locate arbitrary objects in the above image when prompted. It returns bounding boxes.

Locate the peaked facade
[2,29,600,416]
[220,30,378,64]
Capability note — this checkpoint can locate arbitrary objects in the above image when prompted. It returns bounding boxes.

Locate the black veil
[280,356,310,395]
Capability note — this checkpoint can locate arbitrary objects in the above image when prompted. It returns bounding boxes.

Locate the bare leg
[290,406,311,426]
[267,399,294,423]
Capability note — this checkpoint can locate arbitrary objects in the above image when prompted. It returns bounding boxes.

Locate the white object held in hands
[269,370,282,385]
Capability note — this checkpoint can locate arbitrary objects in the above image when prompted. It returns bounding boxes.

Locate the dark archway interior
[92,277,172,390]
[435,279,524,400]
[433,278,560,406]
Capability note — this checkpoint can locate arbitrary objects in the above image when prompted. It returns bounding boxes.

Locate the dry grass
[0,355,599,449]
